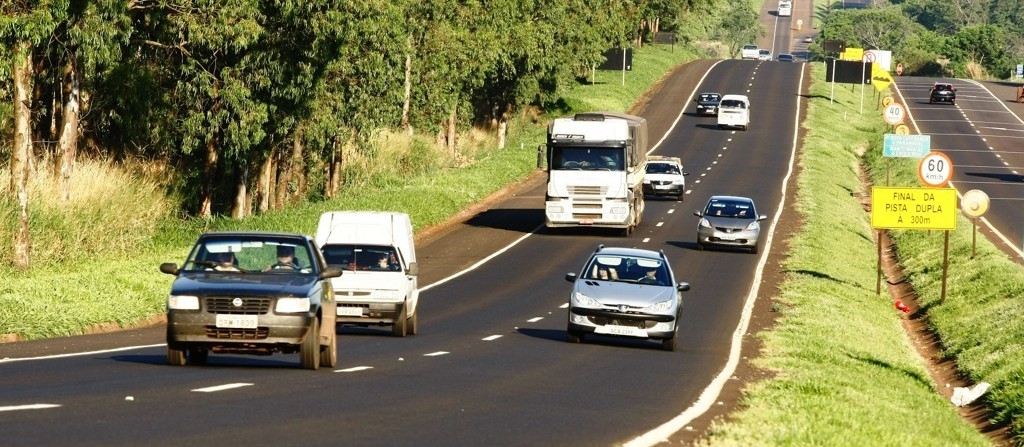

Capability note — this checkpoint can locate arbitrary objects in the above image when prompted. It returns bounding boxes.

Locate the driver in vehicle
[266,245,300,270]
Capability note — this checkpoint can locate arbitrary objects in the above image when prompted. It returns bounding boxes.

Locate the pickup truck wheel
[300,318,321,370]
[320,328,337,368]
[392,304,408,337]
[188,348,208,365]
[407,309,419,335]
[167,346,186,366]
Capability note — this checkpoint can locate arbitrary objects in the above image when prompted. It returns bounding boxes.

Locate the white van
[316,211,419,336]
[717,94,750,131]
[778,0,792,17]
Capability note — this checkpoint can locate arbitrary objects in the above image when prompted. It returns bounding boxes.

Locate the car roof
[199,231,312,241]
[648,155,682,164]
[591,246,665,260]
[720,94,749,102]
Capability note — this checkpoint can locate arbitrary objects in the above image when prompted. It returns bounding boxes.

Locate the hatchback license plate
[595,325,647,338]
[216,314,257,329]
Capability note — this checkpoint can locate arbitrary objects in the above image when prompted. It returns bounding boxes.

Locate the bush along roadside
[697,65,991,445]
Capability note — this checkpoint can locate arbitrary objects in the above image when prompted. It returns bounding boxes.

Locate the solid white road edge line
[624,60,806,447]
[0,343,166,363]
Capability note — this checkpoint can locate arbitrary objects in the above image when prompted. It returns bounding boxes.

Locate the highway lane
[893,77,1024,260]
[0,60,807,446]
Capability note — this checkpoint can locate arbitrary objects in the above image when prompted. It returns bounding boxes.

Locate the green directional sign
[883,134,931,158]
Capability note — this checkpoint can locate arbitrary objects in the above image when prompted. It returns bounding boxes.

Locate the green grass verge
[0,43,700,340]
[697,66,991,445]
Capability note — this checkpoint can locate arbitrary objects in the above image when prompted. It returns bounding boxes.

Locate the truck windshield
[550,147,624,171]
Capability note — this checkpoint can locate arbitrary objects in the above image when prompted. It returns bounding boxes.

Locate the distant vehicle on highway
[564,245,691,351]
[694,196,767,254]
[694,92,722,116]
[778,0,792,16]
[777,53,795,63]
[643,155,688,201]
[717,94,750,131]
[929,82,956,105]
[758,49,772,61]
[160,232,342,369]
[741,44,759,60]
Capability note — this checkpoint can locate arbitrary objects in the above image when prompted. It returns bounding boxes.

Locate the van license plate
[337,307,364,317]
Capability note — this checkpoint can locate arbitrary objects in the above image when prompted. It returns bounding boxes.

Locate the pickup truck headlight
[168,295,199,310]
[276,297,311,313]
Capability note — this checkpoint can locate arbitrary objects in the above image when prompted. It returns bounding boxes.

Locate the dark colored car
[695,92,722,116]
[564,245,691,351]
[160,231,342,370]
[777,53,795,63]
[929,83,956,105]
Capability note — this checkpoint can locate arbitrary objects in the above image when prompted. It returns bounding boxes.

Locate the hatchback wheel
[300,317,321,370]
[566,330,582,344]
[662,335,677,352]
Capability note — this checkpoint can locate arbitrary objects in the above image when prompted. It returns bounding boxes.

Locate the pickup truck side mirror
[320,266,343,280]
[159,262,179,275]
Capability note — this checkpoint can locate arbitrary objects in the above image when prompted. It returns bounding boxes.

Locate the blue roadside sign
[883,134,931,158]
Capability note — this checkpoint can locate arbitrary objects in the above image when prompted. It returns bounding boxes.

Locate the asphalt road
[892,76,1024,261]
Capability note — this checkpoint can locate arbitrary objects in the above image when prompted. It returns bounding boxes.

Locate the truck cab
[544,112,647,235]
[316,211,419,336]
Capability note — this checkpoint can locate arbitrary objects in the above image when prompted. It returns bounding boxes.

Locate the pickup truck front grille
[204,327,269,339]
[205,297,272,315]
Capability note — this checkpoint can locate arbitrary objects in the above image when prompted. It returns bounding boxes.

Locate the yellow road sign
[872,66,893,92]
[882,96,894,107]
[894,124,910,135]
[871,187,957,230]
[840,48,864,62]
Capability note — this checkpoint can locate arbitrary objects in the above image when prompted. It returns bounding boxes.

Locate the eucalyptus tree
[1,0,68,269]
[131,0,344,217]
[717,1,762,57]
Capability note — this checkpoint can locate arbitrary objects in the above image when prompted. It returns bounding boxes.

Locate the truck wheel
[167,346,186,366]
[188,348,208,365]
[320,327,337,368]
[300,318,320,370]
[392,304,408,337]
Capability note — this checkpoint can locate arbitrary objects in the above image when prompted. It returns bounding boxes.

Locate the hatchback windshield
[584,255,669,286]
[704,198,755,218]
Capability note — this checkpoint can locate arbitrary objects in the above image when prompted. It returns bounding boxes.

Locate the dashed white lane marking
[424,351,449,357]
[668,209,676,214]
[559,303,569,309]
[656,222,664,227]
[527,317,544,323]
[482,335,502,341]
[0,404,61,412]
[643,237,651,243]
[336,366,373,372]
[192,383,253,393]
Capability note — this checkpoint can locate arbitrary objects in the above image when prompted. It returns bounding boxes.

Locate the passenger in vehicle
[590,264,618,280]
[212,252,239,272]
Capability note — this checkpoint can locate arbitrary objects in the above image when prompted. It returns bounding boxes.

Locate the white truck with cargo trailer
[316,211,419,336]
[543,112,647,235]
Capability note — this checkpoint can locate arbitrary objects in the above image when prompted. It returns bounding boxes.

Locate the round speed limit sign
[918,151,954,187]
[884,103,905,125]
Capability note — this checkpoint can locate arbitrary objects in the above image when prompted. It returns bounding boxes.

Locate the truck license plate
[215,314,258,329]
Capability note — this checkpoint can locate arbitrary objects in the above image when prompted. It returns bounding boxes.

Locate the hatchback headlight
[573,291,601,307]
[276,297,311,313]
[168,295,199,310]
[745,221,760,231]
[699,218,711,228]
[642,299,674,313]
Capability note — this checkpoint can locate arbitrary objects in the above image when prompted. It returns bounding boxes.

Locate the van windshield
[321,244,401,271]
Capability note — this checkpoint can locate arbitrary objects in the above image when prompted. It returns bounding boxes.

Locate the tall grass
[0,42,701,340]
[697,65,989,446]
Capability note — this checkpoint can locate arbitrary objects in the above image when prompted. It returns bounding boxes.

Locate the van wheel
[392,304,408,337]
[407,309,419,335]
[300,317,320,370]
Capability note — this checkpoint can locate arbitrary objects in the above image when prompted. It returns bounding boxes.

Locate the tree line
[814,0,1024,78]
[2,0,755,269]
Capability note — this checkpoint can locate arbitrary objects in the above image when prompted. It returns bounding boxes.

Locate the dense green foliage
[814,0,1023,78]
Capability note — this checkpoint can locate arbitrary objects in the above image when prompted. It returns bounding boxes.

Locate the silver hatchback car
[694,195,767,254]
[564,246,691,351]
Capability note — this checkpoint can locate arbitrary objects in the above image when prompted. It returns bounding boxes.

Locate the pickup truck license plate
[215,314,258,329]
[595,325,647,338]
